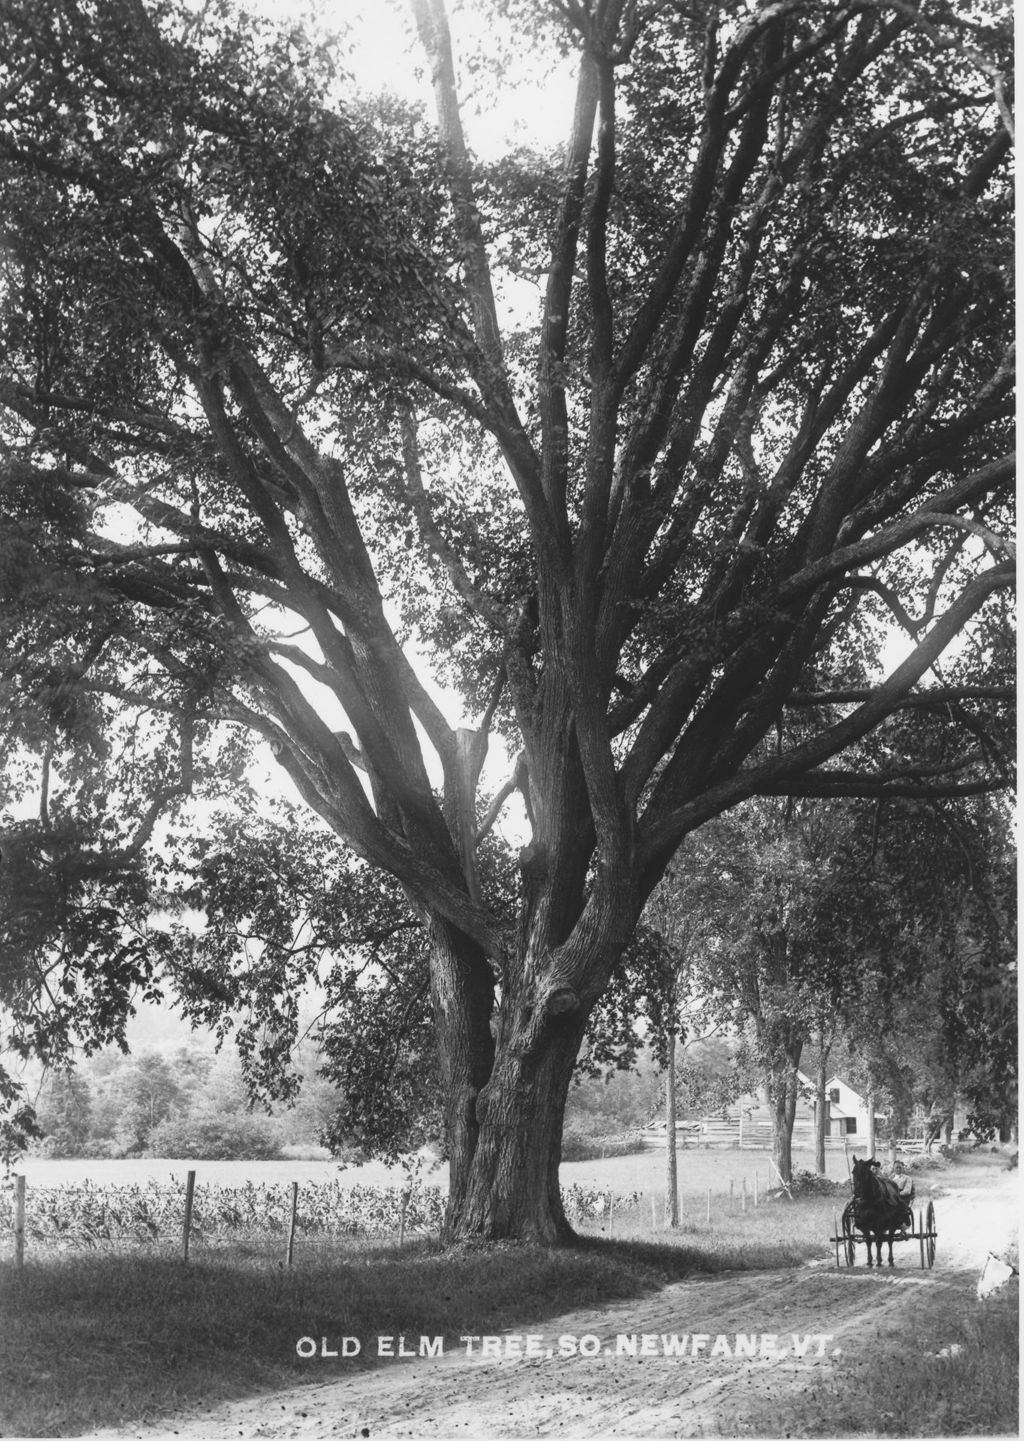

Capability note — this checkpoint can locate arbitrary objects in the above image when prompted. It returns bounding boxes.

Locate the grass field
[716,1282,1020,1438]
[15,1141,855,1200]
[563,1141,853,1202]
[14,1154,432,1191]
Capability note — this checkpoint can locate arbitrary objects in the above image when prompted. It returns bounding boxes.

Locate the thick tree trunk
[443,1006,588,1242]
[431,863,632,1243]
[427,919,496,1225]
[666,1029,679,1228]
[866,1092,876,1160]
[430,762,637,1243]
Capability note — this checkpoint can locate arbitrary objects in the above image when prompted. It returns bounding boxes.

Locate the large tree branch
[408,0,506,377]
[537,49,599,540]
[754,773,1006,801]
[397,405,511,637]
[638,559,1014,870]
[610,4,799,394]
[785,685,1014,707]
[776,456,1014,607]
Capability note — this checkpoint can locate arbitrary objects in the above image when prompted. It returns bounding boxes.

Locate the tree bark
[443,1006,589,1243]
[769,1042,803,1185]
[666,1029,679,1228]
[428,920,496,1228]
[866,1092,876,1160]
[813,1041,828,1176]
[889,1098,910,1165]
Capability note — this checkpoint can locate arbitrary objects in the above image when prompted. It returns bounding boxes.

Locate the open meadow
[15,1140,855,1201]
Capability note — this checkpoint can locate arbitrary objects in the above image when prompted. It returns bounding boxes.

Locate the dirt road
[92,1163,1018,1440]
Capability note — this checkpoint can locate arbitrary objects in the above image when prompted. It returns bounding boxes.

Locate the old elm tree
[0,0,1013,1239]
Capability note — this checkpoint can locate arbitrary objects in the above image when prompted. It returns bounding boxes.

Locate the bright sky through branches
[221,0,575,787]
[239,0,578,159]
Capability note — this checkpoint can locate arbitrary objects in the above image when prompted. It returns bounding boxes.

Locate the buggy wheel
[925,1201,936,1269]
[841,1205,857,1267]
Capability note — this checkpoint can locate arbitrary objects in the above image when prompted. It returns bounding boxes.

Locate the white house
[796,1072,877,1139]
[647,1073,872,1149]
[822,1075,876,1139]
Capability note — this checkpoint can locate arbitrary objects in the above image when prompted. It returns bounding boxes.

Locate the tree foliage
[647,788,1015,1172]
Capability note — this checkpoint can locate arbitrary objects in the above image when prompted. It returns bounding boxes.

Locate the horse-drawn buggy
[832,1157,937,1269]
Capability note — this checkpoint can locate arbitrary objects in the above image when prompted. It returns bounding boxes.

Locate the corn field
[0,1175,645,1250]
[559,1185,644,1224]
[0,1176,445,1247]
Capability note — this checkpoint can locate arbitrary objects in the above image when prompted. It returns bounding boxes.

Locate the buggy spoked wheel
[918,1202,937,1269]
[841,1205,857,1267]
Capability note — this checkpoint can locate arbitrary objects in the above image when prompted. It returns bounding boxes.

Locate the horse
[850,1157,914,1268]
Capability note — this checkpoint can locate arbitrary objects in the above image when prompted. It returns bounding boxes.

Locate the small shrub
[788,1169,846,1197]
[79,1139,128,1159]
[144,1114,281,1161]
[561,1129,645,1162]
[901,1151,951,1174]
[32,1135,70,1159]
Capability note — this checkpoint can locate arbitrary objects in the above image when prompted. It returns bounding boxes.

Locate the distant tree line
[30,1044,338,1161]
[628,790,1017,1185]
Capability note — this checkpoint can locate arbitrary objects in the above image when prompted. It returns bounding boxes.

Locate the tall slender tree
[0,0,1013,1240]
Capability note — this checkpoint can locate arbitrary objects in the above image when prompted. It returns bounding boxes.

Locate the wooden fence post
[741,1176,747,1213]
[182,1170,196,1262]
[14,1176,25,1269]
[286,1181,299,1266]
[753,1171,759,1207]
[399,1192,409,1248]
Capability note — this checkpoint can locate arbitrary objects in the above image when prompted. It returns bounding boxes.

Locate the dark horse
[851,1158,914,1267]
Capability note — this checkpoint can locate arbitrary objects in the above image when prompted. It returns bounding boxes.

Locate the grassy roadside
[1,1196,836,1437]
[716,1279,1019,1437]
